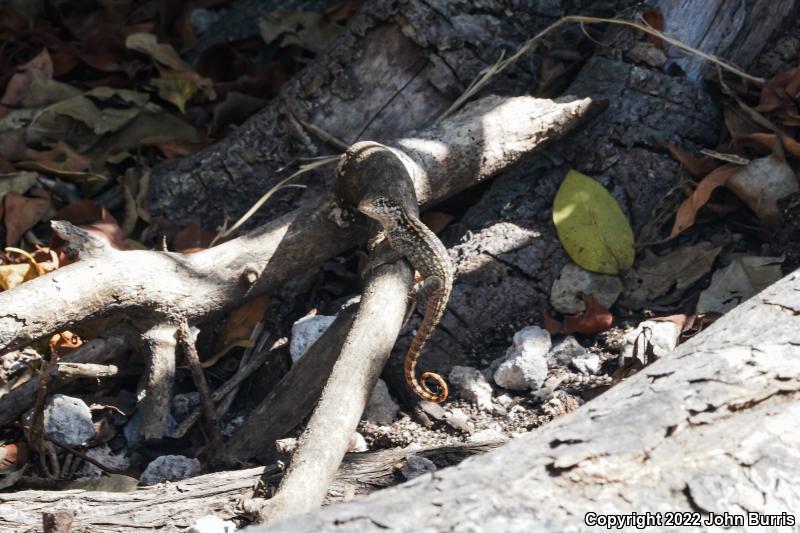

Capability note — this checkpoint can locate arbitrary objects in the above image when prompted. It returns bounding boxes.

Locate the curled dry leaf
[49,331,83,356]
[657,140,717,178]
[0,263,36,290]
[668,164,738,239]
[734,132,800,159]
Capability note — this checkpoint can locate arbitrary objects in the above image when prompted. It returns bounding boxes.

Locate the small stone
[349,432,368,452]
[444,407,472,433]
[44,394,95,447]
[185,515,237,533]
[400,455,436,480]
[289,315,336,363]
[550,263,623,314]
[622,320,682,363]
[362,379,399,425]
[448,366,499,413]
[493,326,550,391]
[139,455,201,486]
[274,438,298,456]
[571,353,601,375]
[419,401,447,421]
[547,336,588,367]
[495,394,514,408]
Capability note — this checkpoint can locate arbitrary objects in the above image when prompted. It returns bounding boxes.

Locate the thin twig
[177,320,221,448]
[439,15,765,121]
[46,438,124,476]
[215,156,339,242]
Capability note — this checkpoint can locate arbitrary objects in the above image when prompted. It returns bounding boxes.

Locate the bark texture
[0,443,502,532]
[251,268,800,532]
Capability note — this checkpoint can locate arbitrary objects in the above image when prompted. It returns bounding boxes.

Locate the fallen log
[0,442,503,532]
[253,269,800,532]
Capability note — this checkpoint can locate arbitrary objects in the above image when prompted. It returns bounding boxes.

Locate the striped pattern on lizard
[358,195,453,403]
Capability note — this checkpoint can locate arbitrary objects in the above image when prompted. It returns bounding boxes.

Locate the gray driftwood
[0,442,502,532]
[251,269,800,532]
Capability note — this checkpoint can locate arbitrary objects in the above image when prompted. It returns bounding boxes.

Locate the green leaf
[553,169,635,274]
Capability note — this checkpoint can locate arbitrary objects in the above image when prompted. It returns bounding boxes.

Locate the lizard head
[357,196,403,225]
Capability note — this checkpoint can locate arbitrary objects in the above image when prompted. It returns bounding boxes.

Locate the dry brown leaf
[51,200,128,260]
[0,49,53,118]
[734,132,800,159]
[173,218,216,252]
[756,67,800,114]
[657,140,717,177]
[420,211,455,234]
[125,33,193,71]
[641,9,665,50]
[544,293,613,335]
[4,192,50,245]
[668,164,739,239]
[221,295,269,346]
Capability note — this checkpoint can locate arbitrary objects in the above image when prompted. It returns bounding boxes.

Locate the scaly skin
[358,196,453,402]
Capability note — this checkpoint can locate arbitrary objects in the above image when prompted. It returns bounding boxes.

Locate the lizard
[358,195,453,403]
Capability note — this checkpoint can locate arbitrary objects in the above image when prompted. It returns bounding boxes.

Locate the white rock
[44,394,95,447]
[547,336,588,367]
[140,455,201,486]
[493,326,551,391]
[350,432,368,452]
[444,407,472,433]
[550,263,623,314]
[571,353,601,375]
[448,366,499,413]
[185,515,237,533]
[400,455,436,480]
[622,320,682,362]
[289,315,336,362]
[362,379,399,425]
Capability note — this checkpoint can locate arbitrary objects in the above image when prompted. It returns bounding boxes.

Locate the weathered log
[0,442,502,532]
[251,268,800,532]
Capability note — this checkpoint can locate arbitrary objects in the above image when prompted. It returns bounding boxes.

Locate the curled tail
[404,336,448,402]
